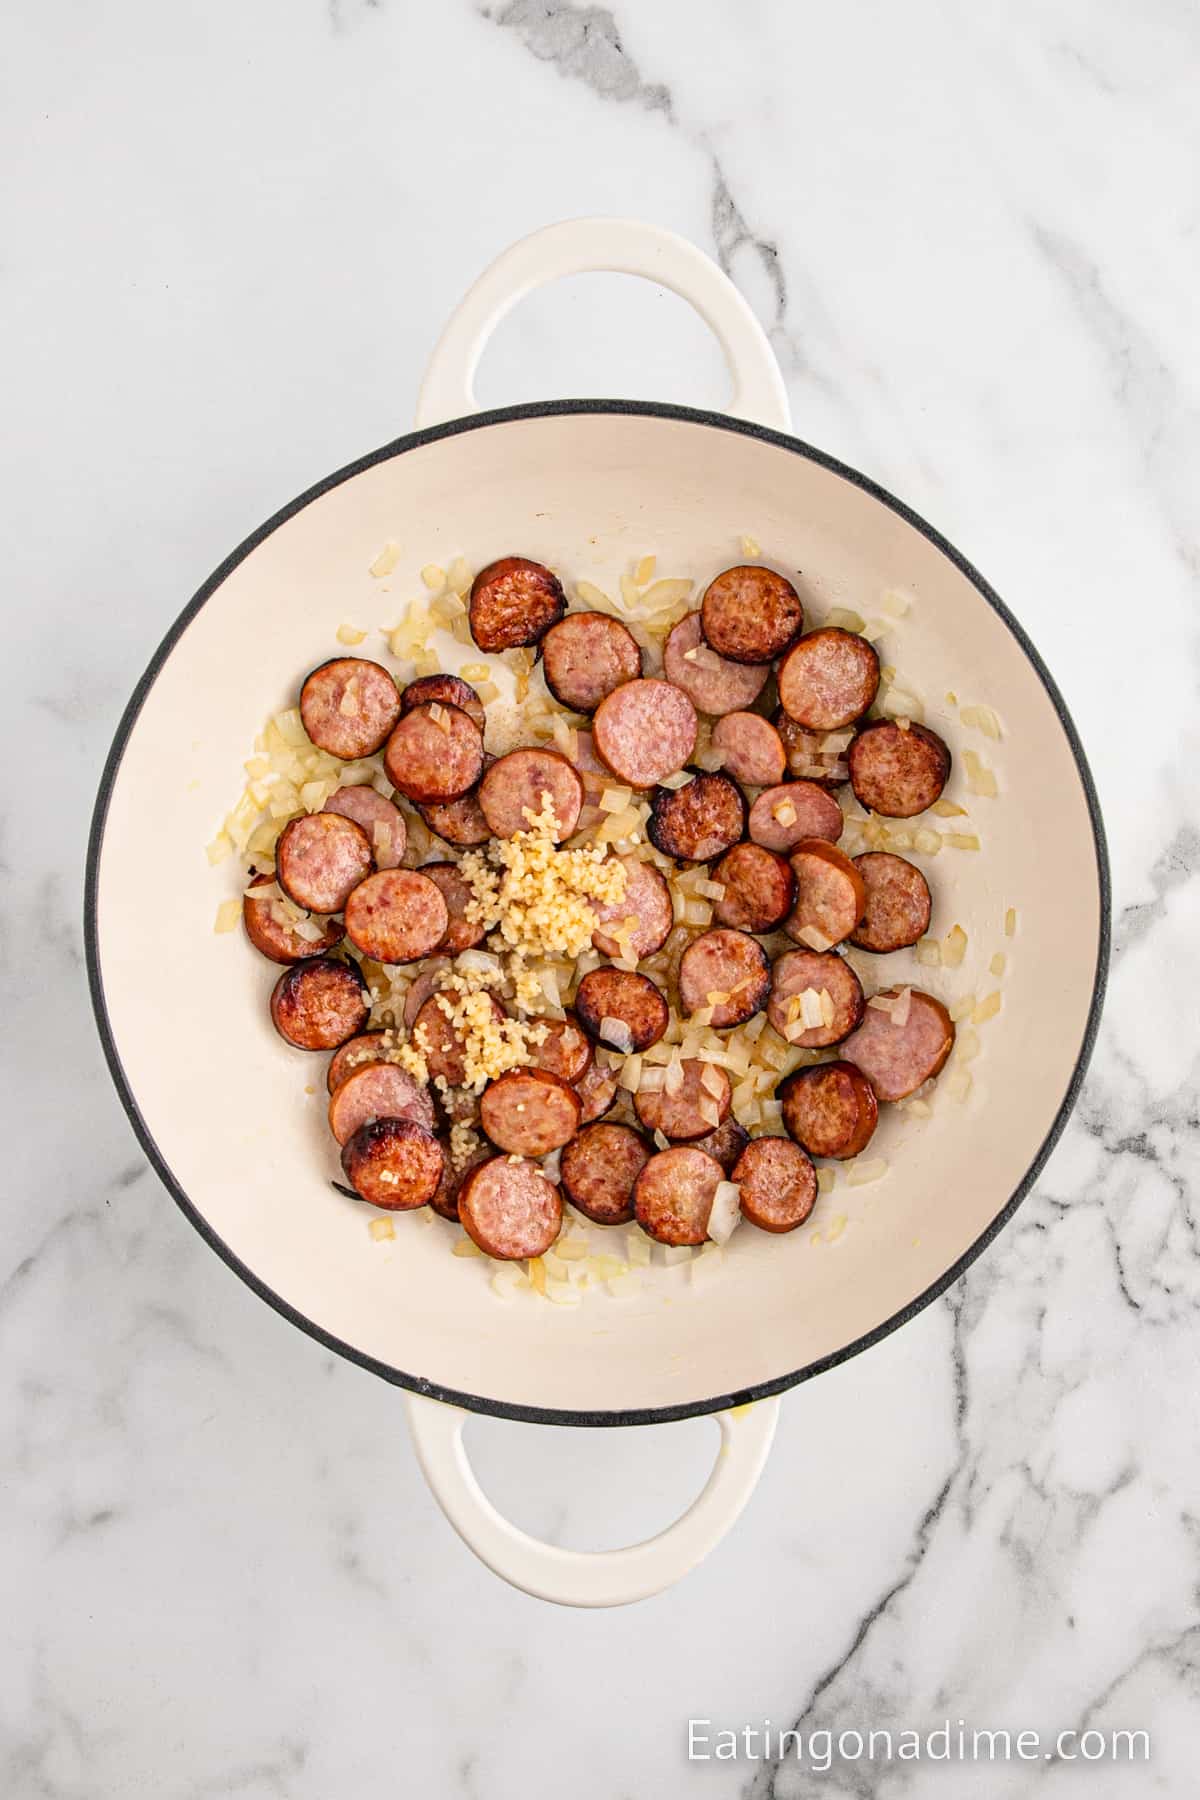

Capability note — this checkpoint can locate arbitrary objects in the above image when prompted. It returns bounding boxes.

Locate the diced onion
[942,924,968,968]
[368,541,401,578]
[1005,906,1017,937]
[795,926,833,952]
[598,1016,633,1051]
[890,986,912,1028]
[972,991,1002,1025]
[847,1158,888,1187]
[369,1217,395,1241]
[949,994,976,1023]
[707,1180,742,1246]
[576,580,612,610]
[213,898,242,934]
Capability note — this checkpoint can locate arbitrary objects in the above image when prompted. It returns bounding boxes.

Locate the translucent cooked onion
[707,1180,742,1246]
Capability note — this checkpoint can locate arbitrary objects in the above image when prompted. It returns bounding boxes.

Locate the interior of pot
[91,407,1105,1421]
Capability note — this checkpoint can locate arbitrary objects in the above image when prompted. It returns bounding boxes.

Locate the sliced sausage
[778,1060,878,1159]
[530,1013,592,1085]
[478,748,583,841]
[327,1030,389,1093]
[768,948,866,1048]
[777,628,880,730]
[400,673,485,732]
[662,611,769,715]
[270,957,369,1051]
[776,712,851,788]
[748,782,843,854]
[560,1122,651,1225]
[733,1137,817,1233]
[468,556,566,653]
[633,1146,724,1246]
[711,843,794,935]
[420,861,486,953]
[343,869,449,964]
[299,657,400,759]
[340,1117,444,1210]
[842,988,955,1101]
[383,702,484,805]
[413,992,506,1086]
[848,720,952,818]
[458,1154,563,1260]
[634,1059,732,1142]
[430,1145,490,1223]
[678,928,770,1029]
[243,873,345,964]
[574,1057,619,1124]
[712,712,786,786]
[417,759,493,848]
[647,772,746,864]
[849,853,932,953]
[323,785,406,869]
[700,565,804,664]
[692,1115,750,1175]
[575,968,669,1053]
[479,1069,582,1157]
[592,678,698,789]
[540,611,642,712]
[328,1062,435,1145]
[275,812,373,915]
[402,960,450,1030]
[591,857,673,959]
[785,840,867,949]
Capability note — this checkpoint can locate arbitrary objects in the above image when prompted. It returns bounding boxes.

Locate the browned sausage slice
[768,948,865,1048]
[785,840,867,949]
[849,853,932,953]
[430,1145,490,1222]
[384,702,484,805]
[478,748,583,841]
[340,1117,444,1209]
[560,1122,651,1225]
[848,720,952,818]
[712,712,786,786]
[243,873,345,964]
[590,857,673,959]
[328,1062,436,1144]
[692,1116,750,1175]
[575,968,669,1052]
[748,782,843,854]
[479,1069,581,1157]
[777,628,880,729]
[778,1060,878,1159]
[733,1137,817,1233]
[400,673,485,731]
[323,785,407,869]
[468,556,566,652]
[574,1057,619,1124]
[678,929,770,1029]
[327,1030,388,1092]
[540,612,642,712]
[634,1059,732,1141]
[711,843,794,934]
[662,612,769,715]
[300,658,401,759]
[700,565,804,664]
[413,992,506,1086]
[276,812,373,915]
[419,862,486,952]
[842,988,955,1101]
[647,772,746,864]
[270,957,369,1051]
[776,712,851,788]
[633,1146,724,1245]
[402,960,450,1030]
[417,759,493,847]
[530,1014,592,1085]
[343,869,449,963]
[592,679,698,789]
[458,1155,563,1259]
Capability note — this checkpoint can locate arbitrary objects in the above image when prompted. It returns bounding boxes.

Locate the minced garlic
[458,798,627,963]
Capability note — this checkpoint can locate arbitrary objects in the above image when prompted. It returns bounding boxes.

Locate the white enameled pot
[87,219,1108,1608]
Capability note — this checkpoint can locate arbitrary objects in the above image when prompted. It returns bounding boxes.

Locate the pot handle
[415,216,791,434]
[405,1390,779,1608]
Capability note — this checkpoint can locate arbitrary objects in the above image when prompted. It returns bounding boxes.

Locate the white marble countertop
[7,1,1198,1793]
